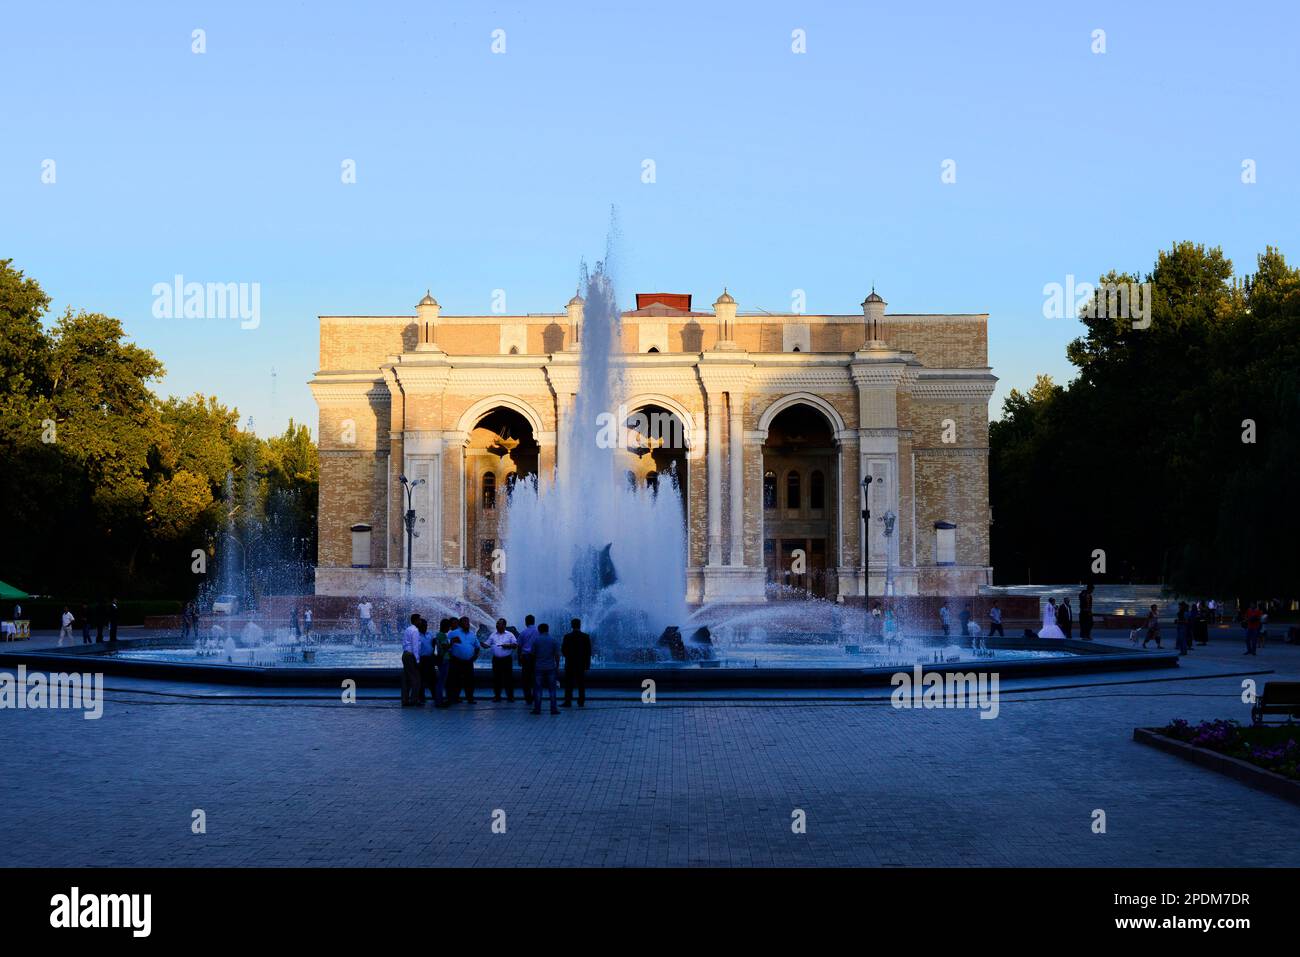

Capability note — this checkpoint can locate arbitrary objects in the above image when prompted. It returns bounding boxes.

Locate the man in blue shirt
[516,614,540,706]
[416,616,443,706]
[530,623,561,715]
[446,615,480,703]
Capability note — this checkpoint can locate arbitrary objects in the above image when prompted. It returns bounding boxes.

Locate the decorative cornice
[912,446,990,456]
[909,373,997,402]
[309,376,390,406]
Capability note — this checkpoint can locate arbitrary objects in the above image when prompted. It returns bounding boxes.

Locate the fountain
[499,258,688,660]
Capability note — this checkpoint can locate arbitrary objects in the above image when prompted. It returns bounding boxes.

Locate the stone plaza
[2,628,1297,867]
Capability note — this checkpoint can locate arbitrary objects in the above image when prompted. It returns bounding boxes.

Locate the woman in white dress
[1038,598,1067,639]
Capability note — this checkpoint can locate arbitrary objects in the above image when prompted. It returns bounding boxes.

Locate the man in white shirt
[58,607,75,646]
[358,599,374,642]
[400,613,422,706]
[486,618,518,702]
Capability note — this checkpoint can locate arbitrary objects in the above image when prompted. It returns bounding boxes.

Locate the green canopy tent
[0,581,31,602]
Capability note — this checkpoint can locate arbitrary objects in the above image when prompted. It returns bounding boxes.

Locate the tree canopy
[0,259,318,600]
[990,242,1300,598]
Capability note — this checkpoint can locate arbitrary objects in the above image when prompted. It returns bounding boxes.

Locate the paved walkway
[1,629,1297,867]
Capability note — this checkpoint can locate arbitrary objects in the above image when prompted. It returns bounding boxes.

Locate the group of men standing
[400,614,592,715]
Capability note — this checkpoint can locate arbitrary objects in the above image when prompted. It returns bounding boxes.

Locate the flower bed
[1160,719,1300,781]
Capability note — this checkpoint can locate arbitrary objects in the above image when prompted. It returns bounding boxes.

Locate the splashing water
[500,259,687,657]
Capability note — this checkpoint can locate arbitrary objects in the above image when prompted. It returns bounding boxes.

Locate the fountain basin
[7,637,1180,689]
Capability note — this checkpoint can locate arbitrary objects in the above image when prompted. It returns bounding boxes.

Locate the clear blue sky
[3,0,1296,435]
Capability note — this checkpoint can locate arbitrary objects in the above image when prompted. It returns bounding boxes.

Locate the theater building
[310,288,995,604]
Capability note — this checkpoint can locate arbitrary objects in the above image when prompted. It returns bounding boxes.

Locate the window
[810,470,825,510]
[482,471,497,510]
[763,471,777,509]
[935,522,956,565]
[786,470,801,509]
[350,523,372,568]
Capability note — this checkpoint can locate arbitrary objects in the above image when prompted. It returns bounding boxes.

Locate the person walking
[303,606,313,639]
[1244,602,1262,656]
[1175,601,1190,656]
[400,613,423,706]
[939,603,952,637]
[1078,584,1094,641]
[417,616,444,706]
[358,598,374,643]
[486,618,518,702]
[446,615,479,703]
[80,604,92,644]
[1142,603,1162,649]
[516,614,540,706]
[58,607,75,646]
[561,618,592,708]
[531,623,561,715]
[108,599,119,643]
[987,601,1004,639]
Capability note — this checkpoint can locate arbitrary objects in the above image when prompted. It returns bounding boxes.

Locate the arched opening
[762,403,838,599]
[466,407,540,580]
[623,403,688,517]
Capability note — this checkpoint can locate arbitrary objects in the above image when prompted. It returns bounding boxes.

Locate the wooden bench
[1252,682,1300,726]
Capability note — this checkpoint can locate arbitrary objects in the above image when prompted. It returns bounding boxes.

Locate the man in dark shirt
[1078,583,1094,640]
[561,618,592,708]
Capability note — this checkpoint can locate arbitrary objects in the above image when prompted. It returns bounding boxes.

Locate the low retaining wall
[1133,727,1300,807]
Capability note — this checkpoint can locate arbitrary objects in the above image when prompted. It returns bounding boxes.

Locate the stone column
[727,393,744,566]
[706,393,725,567]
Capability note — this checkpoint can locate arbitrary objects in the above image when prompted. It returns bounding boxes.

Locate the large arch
[757,391,848,437]
[455,394,547,438]
[622,393,699,453]
[760,398,842,601]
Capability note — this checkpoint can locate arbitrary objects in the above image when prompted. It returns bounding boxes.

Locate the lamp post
[399,474,425,596]
[861,474,872,638]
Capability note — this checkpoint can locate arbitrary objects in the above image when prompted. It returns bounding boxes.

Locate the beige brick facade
[311,290,995,603]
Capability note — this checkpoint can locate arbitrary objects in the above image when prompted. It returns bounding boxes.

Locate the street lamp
[880,509,897,598]
[861,474,873,638]
[399,474,425,596]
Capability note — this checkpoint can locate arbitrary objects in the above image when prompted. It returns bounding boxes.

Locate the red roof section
[635,292,692,312]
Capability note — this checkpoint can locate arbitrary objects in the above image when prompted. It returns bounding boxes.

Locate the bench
[1251,682,1300,726]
